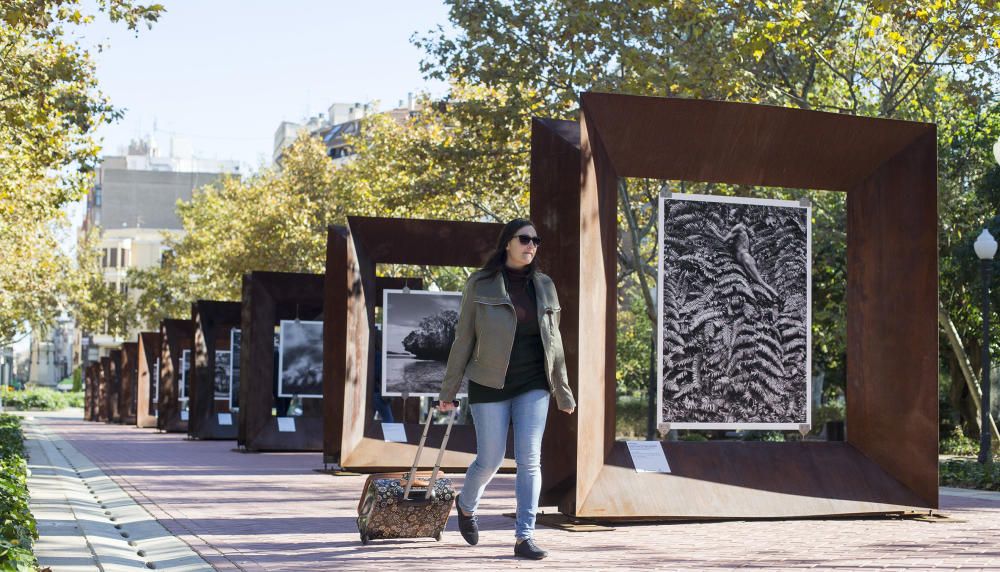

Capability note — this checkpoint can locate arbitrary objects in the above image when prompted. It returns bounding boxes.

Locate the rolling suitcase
[357,405,458,544]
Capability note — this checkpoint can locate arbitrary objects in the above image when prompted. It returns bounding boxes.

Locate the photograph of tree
[382,290,467,397]
[277,320,323,398]
[214,350,231,400]
[657,194,811,429]
[229,329,240,408]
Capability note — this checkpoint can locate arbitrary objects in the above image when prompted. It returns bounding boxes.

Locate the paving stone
[23,413,1000,571]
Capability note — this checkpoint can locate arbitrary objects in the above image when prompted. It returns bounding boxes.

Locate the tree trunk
[939,301,1000,443]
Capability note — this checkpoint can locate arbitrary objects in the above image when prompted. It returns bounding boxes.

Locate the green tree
[68,227,137,338]
[129,136,333,327]
[0,0,162,345]
[131,85,535,327]
[417,0,1000,435]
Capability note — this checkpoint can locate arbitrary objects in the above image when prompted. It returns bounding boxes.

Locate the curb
[24,418,213,571]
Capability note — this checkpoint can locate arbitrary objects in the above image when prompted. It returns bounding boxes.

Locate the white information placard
[381,423,408,443]
[277,417,296,432]
[626,441,671,473]
[217,413,233,426]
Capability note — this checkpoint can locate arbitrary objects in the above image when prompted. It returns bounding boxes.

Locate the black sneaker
[514,538,548,559]
[455,494,479,545]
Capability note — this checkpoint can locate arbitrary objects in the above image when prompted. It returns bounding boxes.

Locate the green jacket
[439,269,576,410]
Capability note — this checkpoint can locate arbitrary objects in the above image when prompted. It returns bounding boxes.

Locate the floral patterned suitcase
[356,407,458,544]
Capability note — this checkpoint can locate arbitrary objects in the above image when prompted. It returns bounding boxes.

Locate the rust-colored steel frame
[84,361,100,421]
[189,301,240,440]
[530,118,584,507]
[535,93,938,519]
[119,342,139,425]
[106,349,123,423]
[319,236,422,464]
[136,332,161,429]
[238,271,324,452]
[159,319,193,433]
[325,217,517,472]
[97,356,111,422]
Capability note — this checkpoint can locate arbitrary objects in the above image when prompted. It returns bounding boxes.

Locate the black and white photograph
[277,320,323,398]
[229,329,240,408]
[180,349,190,401]
[657,193,811,430]
[214,350,231,401]
[152,358,159,404]
[382,289,467,397]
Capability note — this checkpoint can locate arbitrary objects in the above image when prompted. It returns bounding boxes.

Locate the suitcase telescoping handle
[402,400,458,501]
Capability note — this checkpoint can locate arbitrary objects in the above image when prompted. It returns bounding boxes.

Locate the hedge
[0,415,37,571]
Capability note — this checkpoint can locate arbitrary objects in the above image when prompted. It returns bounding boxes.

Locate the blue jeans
[457,388,550,540]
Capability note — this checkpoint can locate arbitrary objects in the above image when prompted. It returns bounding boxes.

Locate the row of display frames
[82,93,939,521]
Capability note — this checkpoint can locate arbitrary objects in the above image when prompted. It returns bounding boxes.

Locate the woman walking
[437,218,576,560]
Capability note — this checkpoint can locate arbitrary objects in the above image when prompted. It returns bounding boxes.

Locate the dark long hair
[477,218,538,280]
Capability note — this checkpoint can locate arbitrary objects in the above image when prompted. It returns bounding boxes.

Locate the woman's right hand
[437,401,456,412]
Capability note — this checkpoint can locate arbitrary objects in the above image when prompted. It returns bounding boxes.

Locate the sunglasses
[515,234,542,246]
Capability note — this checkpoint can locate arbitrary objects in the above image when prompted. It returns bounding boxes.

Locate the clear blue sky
[34,1,453,355]
[78,0,452,168]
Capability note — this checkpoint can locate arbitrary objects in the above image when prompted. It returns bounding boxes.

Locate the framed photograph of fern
[657,193,811,430]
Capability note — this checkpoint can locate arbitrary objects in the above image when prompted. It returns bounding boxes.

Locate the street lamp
[974,228,997,464]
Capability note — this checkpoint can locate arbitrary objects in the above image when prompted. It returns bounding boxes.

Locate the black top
[469,267,549,404]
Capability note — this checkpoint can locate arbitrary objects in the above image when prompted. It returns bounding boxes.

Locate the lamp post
[974,229,997,463]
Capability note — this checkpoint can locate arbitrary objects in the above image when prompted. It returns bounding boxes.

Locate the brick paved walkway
[32,413,1000,571]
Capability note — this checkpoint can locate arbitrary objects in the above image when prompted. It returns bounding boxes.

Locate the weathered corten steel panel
[531,118,584,507]
[321,225,423,464]
[325,217,514,471]
[120,342,139,425]
[137,332,161,429]
[846,129,939,507]
[106,349,123,423]
[238,271,324,452]
[159,319,193,433]
[98,357,111,422]
[542,92,937,519]
[190,300,241,440]
[84,362,99,421]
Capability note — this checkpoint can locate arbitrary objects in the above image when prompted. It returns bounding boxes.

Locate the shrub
[2,387,82,411]
[940,458,1000,491]
[940,426,979,456]
[65,391,84,408]
[0,415,37,571]
[616,395,648,439]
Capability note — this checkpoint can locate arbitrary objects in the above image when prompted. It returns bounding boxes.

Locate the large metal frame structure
[238,271,324,452]
[158,319,193,433]
[84,361,99,422]
[119,342,139,425]
[136,332,161,429]
[190,301,241,440]
[530,93,938,518]
[324,217,517,472]
[106,349,123,423]
[97,356,111,422]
